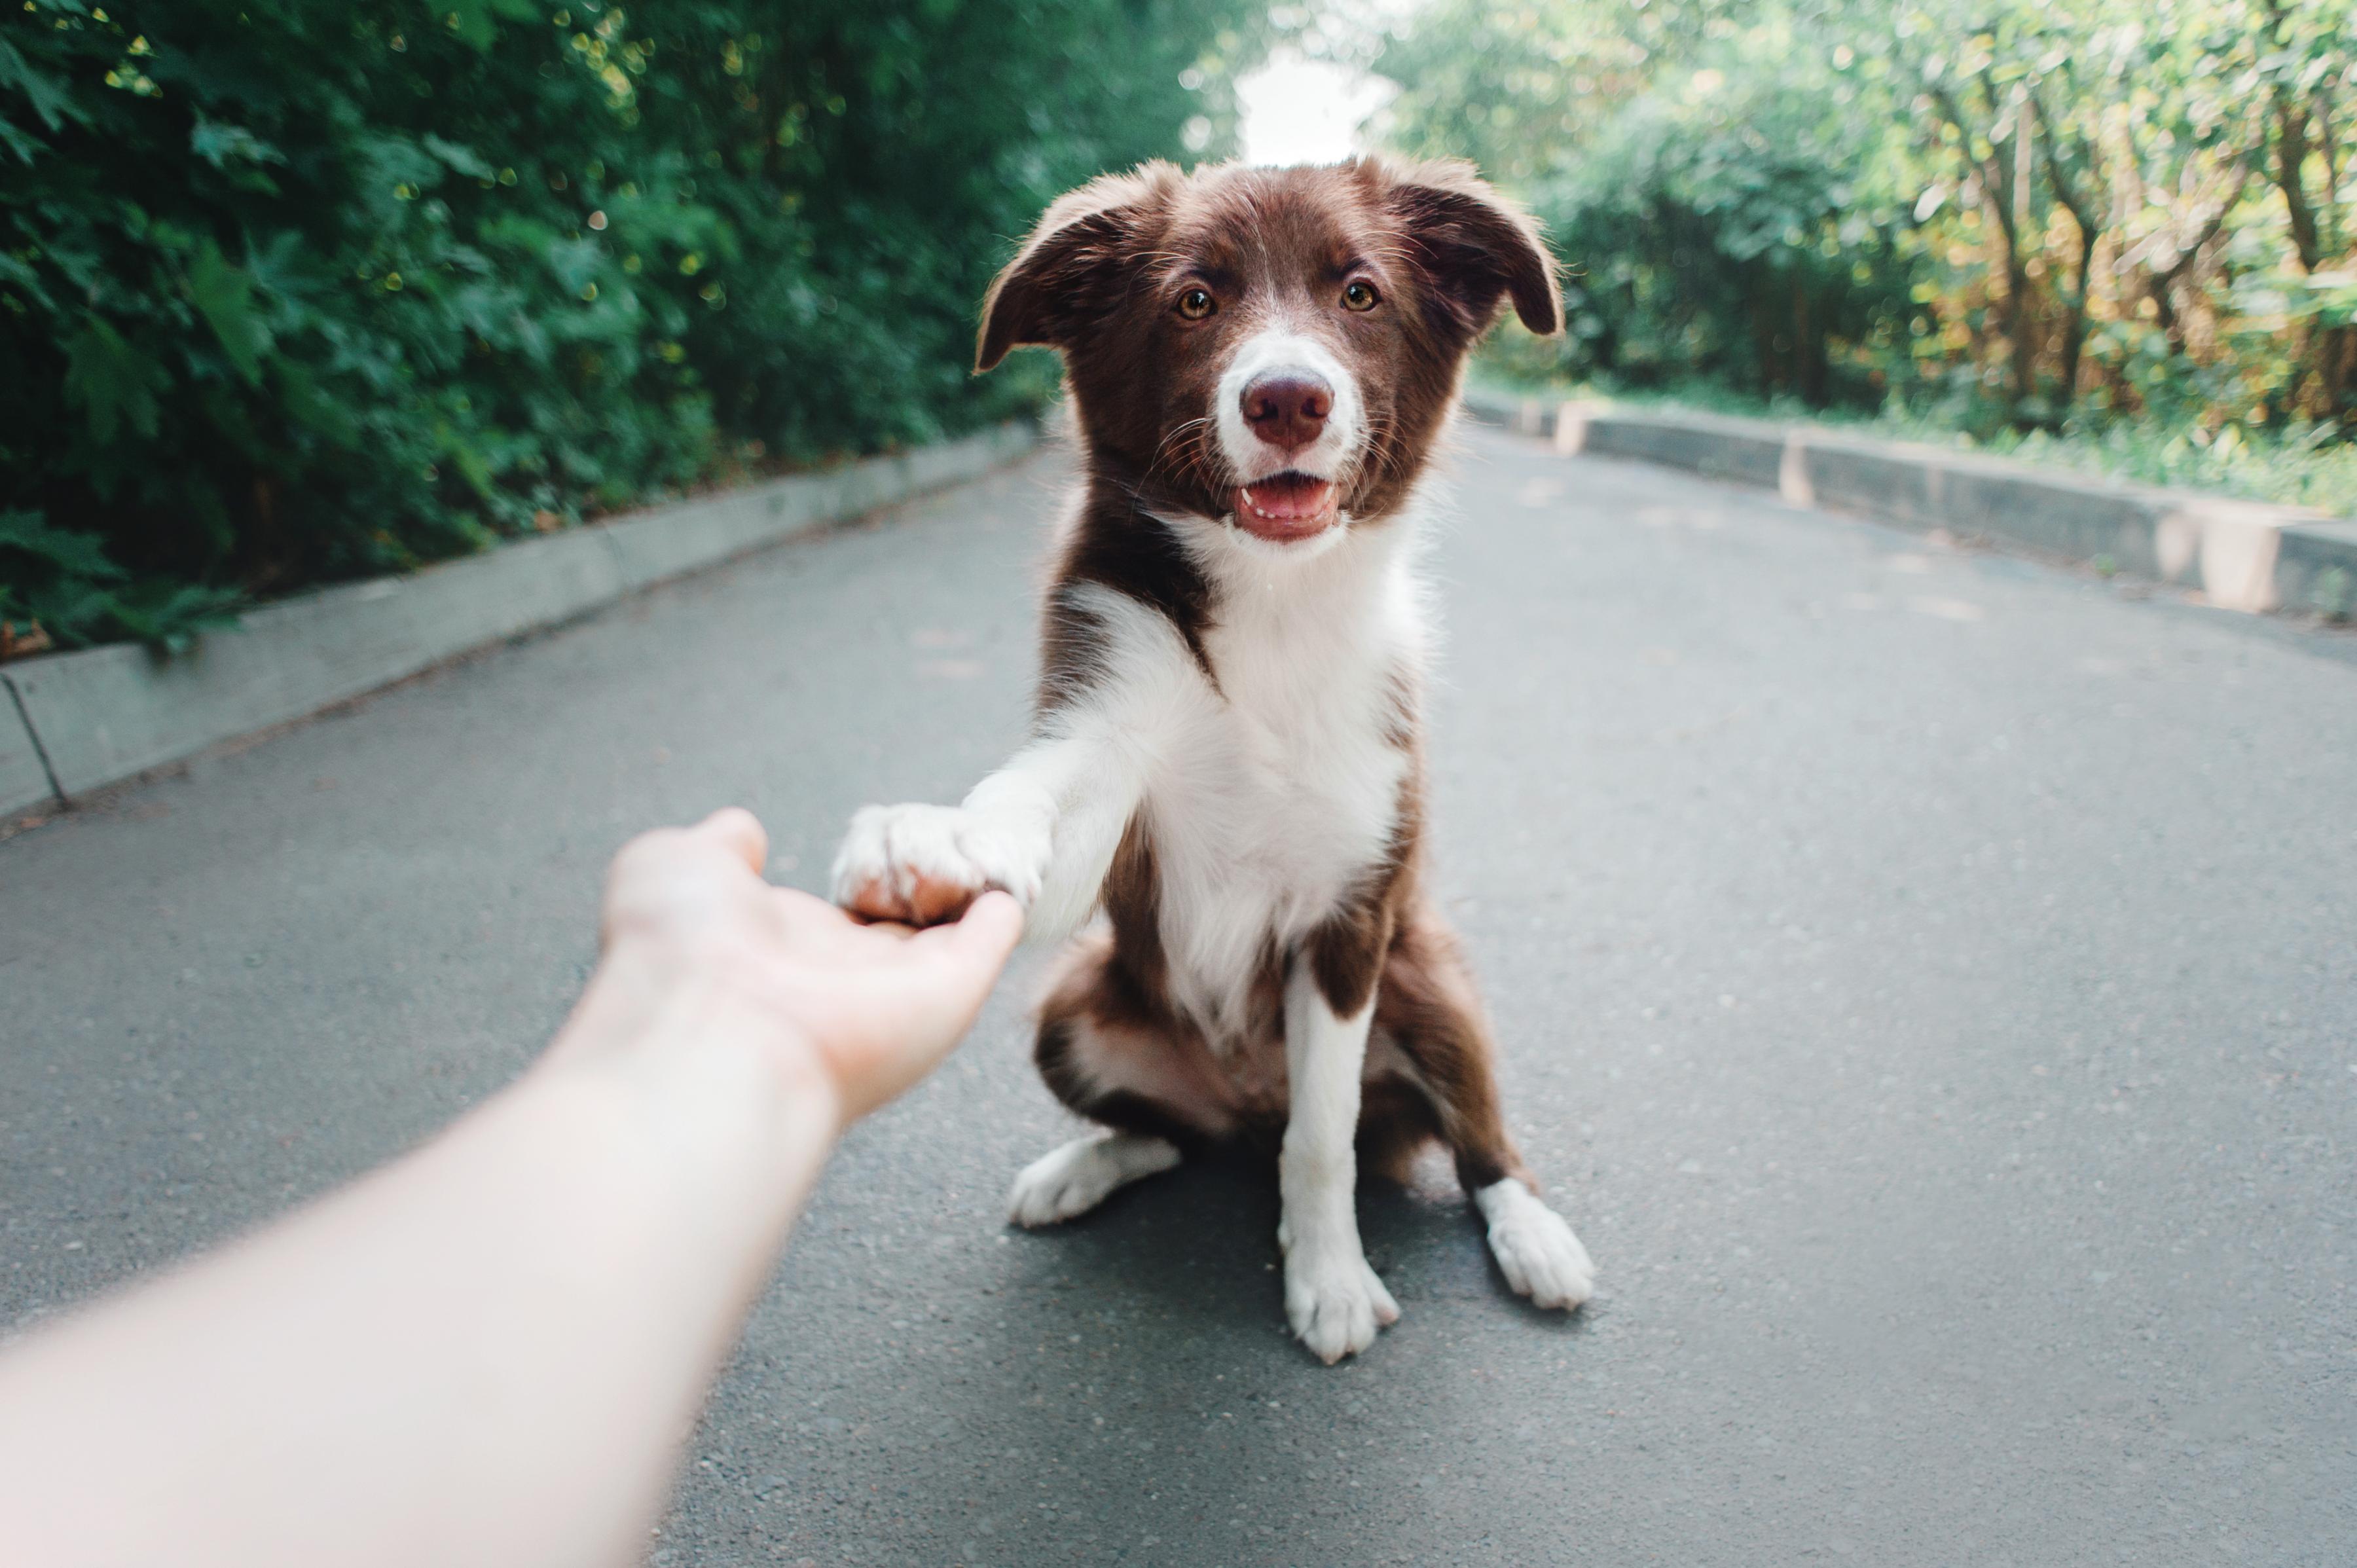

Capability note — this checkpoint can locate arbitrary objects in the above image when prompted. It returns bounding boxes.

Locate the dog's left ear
[976,163,1179,373]
[1373,158,1562,340]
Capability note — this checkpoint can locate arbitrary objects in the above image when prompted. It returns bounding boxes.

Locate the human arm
[0,809,1019,1568]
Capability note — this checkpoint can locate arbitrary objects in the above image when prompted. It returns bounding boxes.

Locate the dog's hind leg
[1374,901,1596,1310]
[1010,932,1236,1227]
[1008,1129,1183,1228]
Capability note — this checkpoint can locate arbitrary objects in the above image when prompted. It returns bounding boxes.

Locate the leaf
[0,509,128,581]
[190,117,286,170]
[0,39,78,134]
[435,420,496,498]
[422,133,496,181]
[274,361,363,447]
[438,0,535,52]
[0,113,42,166]
[62,319,168,443]
[187,240,272,384]
[443,0,496,51]
[0,252,56,312]
[103,580,244,655]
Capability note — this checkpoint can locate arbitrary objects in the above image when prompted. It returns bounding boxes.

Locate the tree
[1372,0,2357,437]
[0,0,1265,651]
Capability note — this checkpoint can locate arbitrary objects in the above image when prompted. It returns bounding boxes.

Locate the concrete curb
[0,420,1036,819]
[1463,391,2357,623]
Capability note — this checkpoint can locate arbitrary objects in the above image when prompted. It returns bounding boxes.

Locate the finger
[957,889,1024,953]
[772,885,849,940]
[694,807,769,876]
[776,886,919,943]
[915,889,1022,987]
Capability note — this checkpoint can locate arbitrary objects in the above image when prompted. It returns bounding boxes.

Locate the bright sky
[1236,48,1398,166]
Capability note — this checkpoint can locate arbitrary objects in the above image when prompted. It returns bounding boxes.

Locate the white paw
[1283,1247,1400,1364]
[1008,1133,1180,1227]
[1476,1178,1595,1310]
[830,802,1044,926]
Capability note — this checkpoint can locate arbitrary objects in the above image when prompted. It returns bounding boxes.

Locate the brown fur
[991,158,1554,1199]
[981,158,1558,530]
[1029,874,1535,1196]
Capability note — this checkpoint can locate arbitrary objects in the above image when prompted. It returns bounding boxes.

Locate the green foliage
[0,0,1255,653]
[1518,72,1919,405]
[1385,1,1928,408]
[1379,0,2357,488]
[0,507,240,656]
[1478,371,2357,533]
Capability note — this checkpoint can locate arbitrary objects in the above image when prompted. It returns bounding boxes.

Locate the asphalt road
[5,422,2354,1566]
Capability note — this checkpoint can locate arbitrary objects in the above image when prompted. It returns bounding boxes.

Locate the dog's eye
[1342,280,1380,312]
[1175,287,1216,321]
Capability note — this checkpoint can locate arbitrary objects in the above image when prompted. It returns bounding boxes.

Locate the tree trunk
[2055,225,2097,420]
[2028,90,2106,424]
[2322,323,2357,427]
[2265,50,2355,421]
[1932,81,2038,419]
[2275,94,2324,270]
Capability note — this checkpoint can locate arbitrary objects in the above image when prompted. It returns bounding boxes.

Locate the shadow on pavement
[1003,1139,1595,1339]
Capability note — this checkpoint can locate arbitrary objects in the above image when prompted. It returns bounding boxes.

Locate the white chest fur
[893,507,1434,1051]
[1141,515,1426,1042]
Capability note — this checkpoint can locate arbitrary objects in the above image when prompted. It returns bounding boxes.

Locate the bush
[1514,81,1922,407]
[0,0,1254,654]
[1377,0,2357,460]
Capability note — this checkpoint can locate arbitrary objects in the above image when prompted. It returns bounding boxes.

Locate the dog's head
[977,158,1559,549]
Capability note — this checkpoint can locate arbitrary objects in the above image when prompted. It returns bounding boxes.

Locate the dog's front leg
[831,725,1141,936]
[1279,959,1399,1363]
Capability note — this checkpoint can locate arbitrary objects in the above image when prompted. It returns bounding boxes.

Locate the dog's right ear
[976,164,1177,373]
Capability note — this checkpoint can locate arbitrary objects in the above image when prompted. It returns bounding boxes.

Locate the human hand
[575,807,1022,1126]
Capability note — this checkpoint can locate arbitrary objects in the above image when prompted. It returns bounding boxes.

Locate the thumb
[915,890,1022,996]
[945,889,1023,970]
[692,807,769,875]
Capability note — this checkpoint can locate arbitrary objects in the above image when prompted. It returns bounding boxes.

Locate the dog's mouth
[1232,471,1339,543]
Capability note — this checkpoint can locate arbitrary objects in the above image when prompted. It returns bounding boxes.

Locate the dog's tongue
[1235,473,1337,540]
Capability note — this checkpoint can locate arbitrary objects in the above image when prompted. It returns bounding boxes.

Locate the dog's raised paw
[1008,1133,1180,1228]
[1476,1178,1595,1310]
[831,802,1043,926]
[1283,1250,1400,1364]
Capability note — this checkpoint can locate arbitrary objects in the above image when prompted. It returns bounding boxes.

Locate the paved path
[5,425,2354,1565]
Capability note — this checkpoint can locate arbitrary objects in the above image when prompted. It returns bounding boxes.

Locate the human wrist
[552,949,851,1144]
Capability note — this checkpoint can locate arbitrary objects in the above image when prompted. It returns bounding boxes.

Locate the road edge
[1462,390,2357,625]
[0,419,1038,822]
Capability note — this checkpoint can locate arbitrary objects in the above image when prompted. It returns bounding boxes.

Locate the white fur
[1213,328,1366,484]
[1277,964,1397,1362]
[834,492,1431,1360]
[1009,1131,1182,1226]
[831,513,1427,1356]
[1144,509,1421,1040]
[831,800,1046,913]
[833,333,1586,1358]
[839,515,1427,1038]
[1475,1177,1596,1309]
[829,585,1181,936]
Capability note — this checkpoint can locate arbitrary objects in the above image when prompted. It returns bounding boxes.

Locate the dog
[831,156,1594,1362]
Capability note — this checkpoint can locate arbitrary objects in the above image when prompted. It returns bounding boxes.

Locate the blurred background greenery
[0,0,1258,654]
[1374,0,2357,520]
[5,0,2354,657]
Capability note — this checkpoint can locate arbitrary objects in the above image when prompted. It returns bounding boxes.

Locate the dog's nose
[1241,373,1332,454]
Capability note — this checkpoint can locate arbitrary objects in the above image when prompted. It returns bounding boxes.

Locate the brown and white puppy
[831,156,1594,1362]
